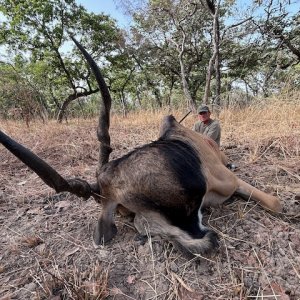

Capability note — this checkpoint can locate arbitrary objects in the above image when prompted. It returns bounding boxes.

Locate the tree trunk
[120,91,127,118]
[152,87,162,108]
[166,77,175,109]
[58,94,75,123]
[57,89,99,123]
[203,52,216,105]
[214,9,221,107]
[203,2,220,107]
[136,89,142,108]
[132,54,162,108]
[179,53,196,112]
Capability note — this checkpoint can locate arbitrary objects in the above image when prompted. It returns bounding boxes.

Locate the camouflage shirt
[193,119,221,146]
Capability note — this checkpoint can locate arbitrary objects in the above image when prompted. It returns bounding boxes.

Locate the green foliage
[0,59,47,121]
[0,0,299,120]
[0,0,124,120]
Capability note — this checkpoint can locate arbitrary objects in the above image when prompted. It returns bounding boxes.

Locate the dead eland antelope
[0,37,282,257]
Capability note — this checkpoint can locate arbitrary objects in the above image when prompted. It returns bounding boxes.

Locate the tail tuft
[171,229,219,258]
[133,212,219,257]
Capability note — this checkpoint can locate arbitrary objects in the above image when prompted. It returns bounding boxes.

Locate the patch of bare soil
[0,119,299,300]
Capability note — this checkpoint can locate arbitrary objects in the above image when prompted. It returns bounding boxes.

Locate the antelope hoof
[93,218,117,245]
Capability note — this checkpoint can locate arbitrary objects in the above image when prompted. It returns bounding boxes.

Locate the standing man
[193,105,221,146]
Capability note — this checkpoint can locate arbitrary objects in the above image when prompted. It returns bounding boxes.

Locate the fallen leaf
[178,286,203,300]
[126,275,135,284]
[21,236,44,248]
[55,200,71,211]
[64,247,80,258]
[0,265,5,273]
[110,287,123,296]
[27,207,42,215]
[17,180,27,186]
[48,296,61,300]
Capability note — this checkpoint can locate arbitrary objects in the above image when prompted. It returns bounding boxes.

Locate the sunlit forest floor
[1,96,300,299]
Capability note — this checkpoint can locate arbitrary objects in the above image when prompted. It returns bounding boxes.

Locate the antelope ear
[158,115,178,138]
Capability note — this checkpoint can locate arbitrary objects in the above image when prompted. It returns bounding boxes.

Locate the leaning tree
[0,0,123,122]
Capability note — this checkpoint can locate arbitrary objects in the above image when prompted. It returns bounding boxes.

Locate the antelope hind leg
[134,211,218,256]
[94,201,118,245]
[236,178,282,212]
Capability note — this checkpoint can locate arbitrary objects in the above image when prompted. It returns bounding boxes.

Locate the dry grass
[1,95,299,153]
[33,261,109,300]
[0,94,300,299]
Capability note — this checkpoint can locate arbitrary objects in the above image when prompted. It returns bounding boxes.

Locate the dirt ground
[0,117,299,300]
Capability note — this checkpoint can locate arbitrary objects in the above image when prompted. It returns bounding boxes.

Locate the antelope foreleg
[94,200,118,245]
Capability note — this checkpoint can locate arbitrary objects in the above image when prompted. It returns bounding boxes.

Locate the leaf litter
[0,110,299,299]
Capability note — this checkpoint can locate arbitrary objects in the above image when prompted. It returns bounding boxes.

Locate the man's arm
[193,121,200,132]
[206,121,221,144]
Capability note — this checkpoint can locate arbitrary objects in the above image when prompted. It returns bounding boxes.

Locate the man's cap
[198,105,210,113]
